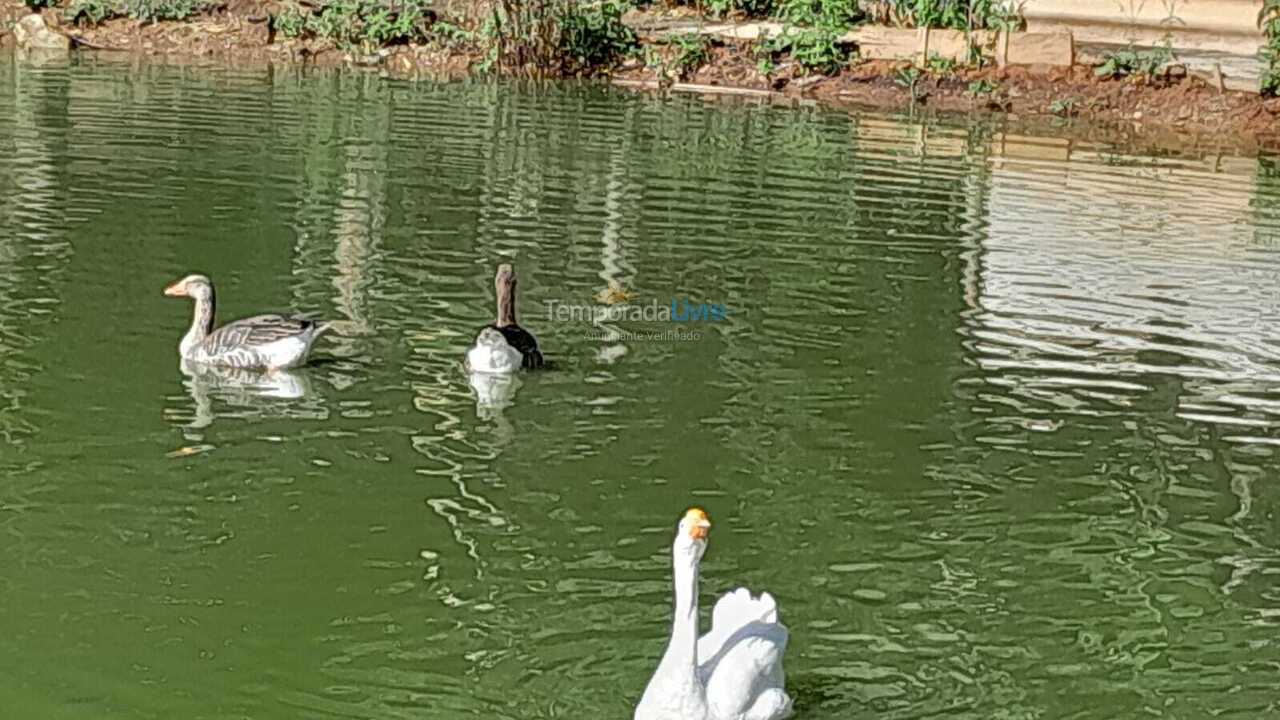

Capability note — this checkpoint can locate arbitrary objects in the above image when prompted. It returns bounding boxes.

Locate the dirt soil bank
[618,43,1280,156]
[1,2,1277,155]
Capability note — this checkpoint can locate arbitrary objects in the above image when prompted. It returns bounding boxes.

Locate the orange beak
[163,280,186,297]
[685,507,711,540]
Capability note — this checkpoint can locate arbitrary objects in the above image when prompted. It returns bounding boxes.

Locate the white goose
[636,508,793,720]
[163,273,331,370]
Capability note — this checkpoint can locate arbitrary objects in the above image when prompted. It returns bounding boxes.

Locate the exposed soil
[2,1,1277,155]
[616,41,1280,156]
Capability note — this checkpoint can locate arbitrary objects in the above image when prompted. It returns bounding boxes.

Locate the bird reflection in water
[176,359,317,429]
[467,369,521,423]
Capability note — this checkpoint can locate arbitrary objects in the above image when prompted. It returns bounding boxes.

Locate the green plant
[490,0,636,76]
[65,0,113,23]
[1049,97,1077,116]
[558,0,637,73]
[668,32,711,79]
[430,19,474,48]
[272,4,307,38]
[757,0,861,75]
[765,26,849,74]
[774,0,861,26]
[752,38,777,75]
[264,0,433,51]
[1261,0,1280,95]
[129,0,208,22]
[312,0,431,50]
[66,0,215,24]
[895,65,923,106]
[867,0,1024,31]
[705,0,774,18]
[925,51,957,75]
[1094,44,1172,79]
[966,78,997,96]
[23,0,59,9]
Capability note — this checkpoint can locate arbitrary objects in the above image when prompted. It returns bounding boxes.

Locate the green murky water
[2,55,1280,719]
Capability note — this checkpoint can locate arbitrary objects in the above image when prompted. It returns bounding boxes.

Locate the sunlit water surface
[2,56,1280,719]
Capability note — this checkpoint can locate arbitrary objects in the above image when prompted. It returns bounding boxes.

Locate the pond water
[2,56,1280,720]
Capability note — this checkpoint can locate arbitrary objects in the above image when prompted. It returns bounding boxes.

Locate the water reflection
[0,57,72,451]
[169,360,323,430]
[467,369,521,420]
[971,142,1280,442]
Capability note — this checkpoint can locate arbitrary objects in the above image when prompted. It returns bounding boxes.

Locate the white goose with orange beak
[635,508,793,720]
[163,273,332,370]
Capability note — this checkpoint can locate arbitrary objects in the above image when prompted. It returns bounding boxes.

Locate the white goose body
[165,274,329,371]
[636,509,793,720]
[466,327,524,374]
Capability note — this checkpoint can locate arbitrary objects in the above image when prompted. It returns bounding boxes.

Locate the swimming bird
[163,273,331,370]
[466,263,543,372]
[635,508,793,720]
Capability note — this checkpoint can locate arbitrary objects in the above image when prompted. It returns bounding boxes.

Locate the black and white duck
[163,273,331,370]
[466,264,543,373]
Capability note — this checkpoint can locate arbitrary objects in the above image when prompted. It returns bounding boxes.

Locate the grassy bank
[1,0,1277,153]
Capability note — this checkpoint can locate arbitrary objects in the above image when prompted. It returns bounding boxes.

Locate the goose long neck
[496,276,517,327]
[184,291,215,350]
[665,550,700,669]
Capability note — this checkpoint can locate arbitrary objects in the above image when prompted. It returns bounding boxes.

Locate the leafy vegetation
[704,0,775,18]
[773,0,861,26]
[1049,97,1078,116]
[966,78,997,96]
[894,65,923,106]
[667,32,712,79]
[270,0,636,69]
[864,0,1023,31]
[761,26,848,74]
[557,0,637,73]
[271,0,433,49]
[925,52,957,76]
[487,0,637,76]
[1094,44,1173,79]
[747,0,1024,77]
[645,32,712,81]
[754,0,861,75]
[1261,1,1280,95]
[65,0,216,25]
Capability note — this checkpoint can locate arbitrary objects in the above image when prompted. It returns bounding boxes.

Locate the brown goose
[163,273,331,370]
[466,264,543,373]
